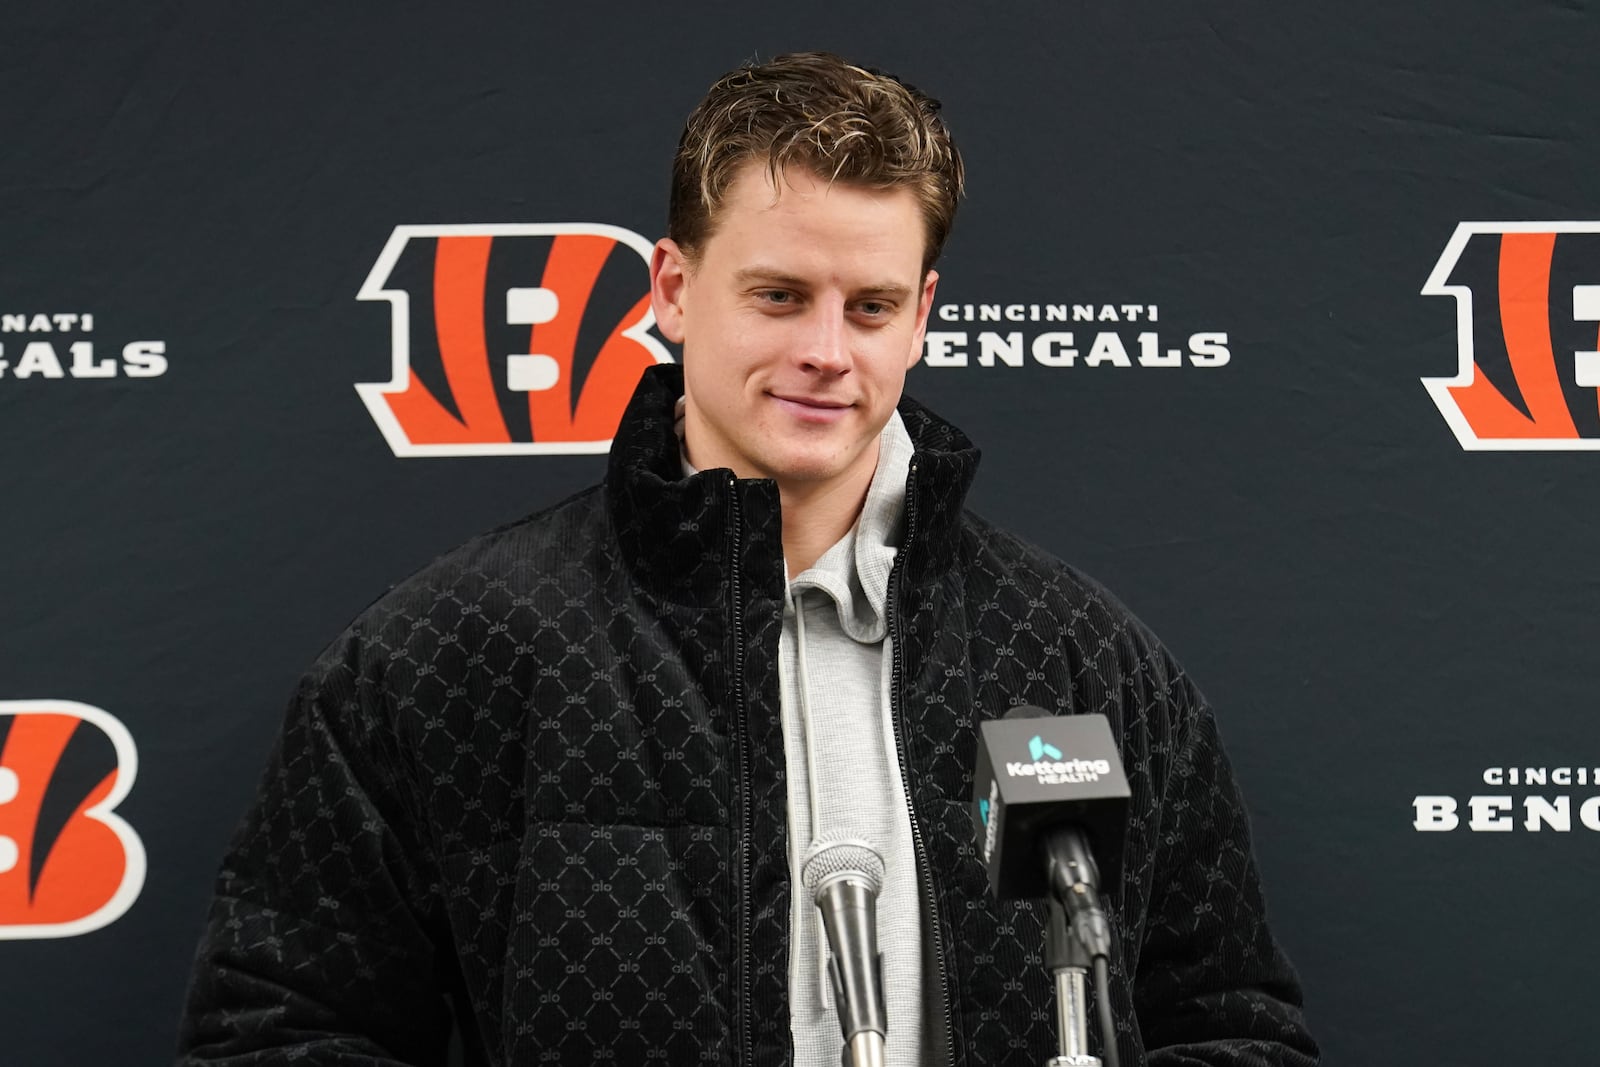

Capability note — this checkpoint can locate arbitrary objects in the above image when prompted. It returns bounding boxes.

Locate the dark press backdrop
[3,2,1598,1063]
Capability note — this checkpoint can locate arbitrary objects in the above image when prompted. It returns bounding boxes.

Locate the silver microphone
[802,838,888,1067]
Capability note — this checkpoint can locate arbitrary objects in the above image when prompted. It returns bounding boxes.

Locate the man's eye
[857,301,892,317]
[758,290,793,305]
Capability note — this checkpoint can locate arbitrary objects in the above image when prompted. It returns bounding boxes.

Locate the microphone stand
[1044,897,1100,1067]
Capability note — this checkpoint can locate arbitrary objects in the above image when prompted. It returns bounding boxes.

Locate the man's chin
[772,465,844,486]
[760,448,878,494]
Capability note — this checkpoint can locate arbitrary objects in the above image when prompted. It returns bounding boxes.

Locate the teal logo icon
[979,798,990,826]
[1028,735,1063,761]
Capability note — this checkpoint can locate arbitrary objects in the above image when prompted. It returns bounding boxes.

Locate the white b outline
[1421,220,1600,451]
[0,700,146,939]
[355,223,675,457]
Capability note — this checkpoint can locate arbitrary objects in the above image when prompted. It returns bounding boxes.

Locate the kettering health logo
[1028,735,1062,762]
[1005,735,1110,786]
[356,223,672,457]
[1423,222,1600,449]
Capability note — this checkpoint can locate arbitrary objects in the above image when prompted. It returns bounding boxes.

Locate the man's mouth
[773,394,850,409]
[770,393,853,421]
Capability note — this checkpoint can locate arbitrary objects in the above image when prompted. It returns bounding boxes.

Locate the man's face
[650,162,937,498]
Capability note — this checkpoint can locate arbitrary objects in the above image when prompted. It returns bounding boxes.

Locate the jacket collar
[605,364,981,602]
[787,410,914,644]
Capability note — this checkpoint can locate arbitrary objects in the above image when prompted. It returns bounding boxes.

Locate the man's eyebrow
[733,267,810,289]
[854,283,914,301]
[733,267,913,300]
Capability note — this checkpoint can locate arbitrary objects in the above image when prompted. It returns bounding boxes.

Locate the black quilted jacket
[179,364,1317,1066]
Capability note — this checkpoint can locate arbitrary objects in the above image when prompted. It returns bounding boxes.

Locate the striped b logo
[357,224,673,457]
[1423,223,1600,449]
[0,701,145,938]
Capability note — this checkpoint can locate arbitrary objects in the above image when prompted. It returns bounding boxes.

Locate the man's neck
[674,407,881,579]
[778,460,878,580]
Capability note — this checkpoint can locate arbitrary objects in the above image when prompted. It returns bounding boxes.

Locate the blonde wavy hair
[668,51,965,274]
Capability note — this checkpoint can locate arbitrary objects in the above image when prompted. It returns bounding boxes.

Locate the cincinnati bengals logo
[1423,222,1600,449]
[0,701,145,938]
[356,224,674,456]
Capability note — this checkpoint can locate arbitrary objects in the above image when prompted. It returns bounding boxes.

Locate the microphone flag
[972,709,1131,900]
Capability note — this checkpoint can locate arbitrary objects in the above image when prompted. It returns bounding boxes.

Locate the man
[180,52,1317,1066]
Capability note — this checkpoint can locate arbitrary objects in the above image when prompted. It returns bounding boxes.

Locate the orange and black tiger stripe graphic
[357,224,673,457]
[1424,223,1600,449]
[0,701,144,938]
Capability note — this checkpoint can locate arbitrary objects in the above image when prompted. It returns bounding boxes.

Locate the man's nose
[798,303,850,375]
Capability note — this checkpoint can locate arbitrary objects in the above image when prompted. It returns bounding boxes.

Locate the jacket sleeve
[176,645,452,1065]
[1131,698,1319,1066]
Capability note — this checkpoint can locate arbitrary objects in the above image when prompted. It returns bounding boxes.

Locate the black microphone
[971,706,1130,957]
[801,838,887,1067]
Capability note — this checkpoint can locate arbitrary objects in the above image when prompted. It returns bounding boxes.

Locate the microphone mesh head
[801,838,885,897]
[1004,704,1054,720]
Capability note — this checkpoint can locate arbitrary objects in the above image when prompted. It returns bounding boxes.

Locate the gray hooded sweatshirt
[681,406,925,1066]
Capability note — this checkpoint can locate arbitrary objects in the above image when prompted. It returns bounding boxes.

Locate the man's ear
[650,238,690,344]
[906,268,940,369]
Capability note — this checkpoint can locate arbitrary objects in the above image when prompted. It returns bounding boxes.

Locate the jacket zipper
[729,474,753,1067]
[886,464,959,1066]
